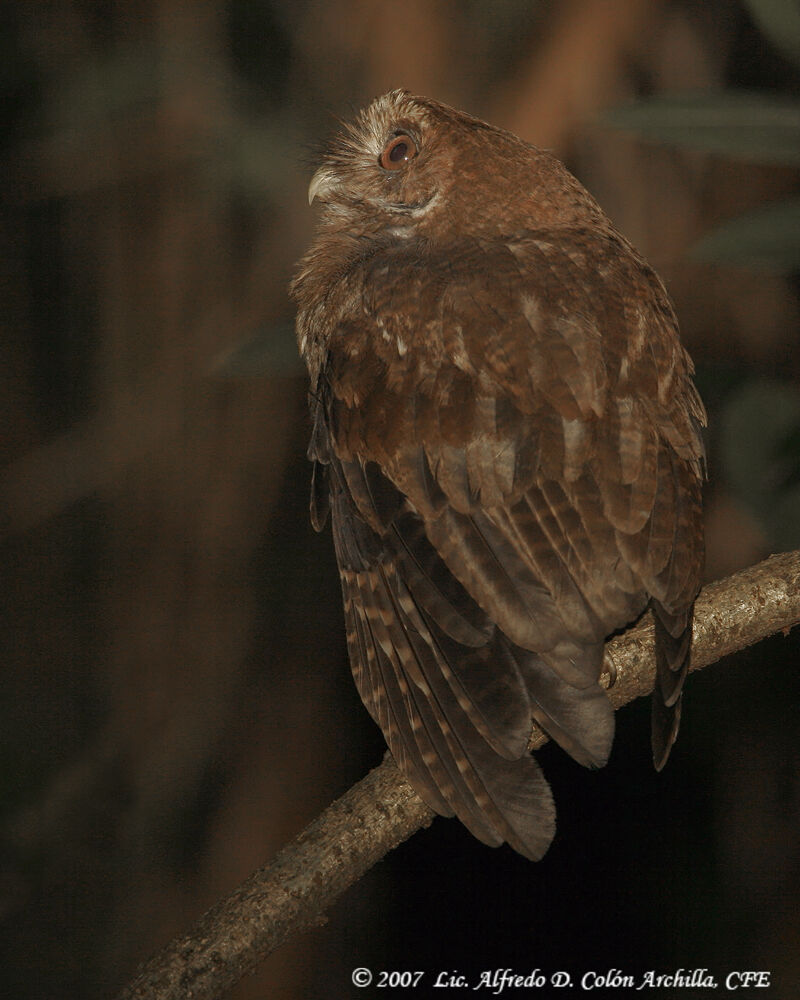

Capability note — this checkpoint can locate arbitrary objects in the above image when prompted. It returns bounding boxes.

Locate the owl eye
[379,132,418,171]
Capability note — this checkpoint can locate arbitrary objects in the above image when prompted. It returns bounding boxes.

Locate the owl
[291,90,705,860]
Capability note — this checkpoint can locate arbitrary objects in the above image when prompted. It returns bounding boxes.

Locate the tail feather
[651,602,693,771]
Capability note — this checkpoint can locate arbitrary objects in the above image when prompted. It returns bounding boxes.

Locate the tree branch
[117,550,800,1000]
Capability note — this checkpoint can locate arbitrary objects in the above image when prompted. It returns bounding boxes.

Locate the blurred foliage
[605,0,800,552]
[213,322,304,377]
[743,0,800,67]
[605,0,800,274]
[51,45,163,130]
[606,88,800,270]
[720,378,800,550]
[690,195,800,271]
[604,90,800,166]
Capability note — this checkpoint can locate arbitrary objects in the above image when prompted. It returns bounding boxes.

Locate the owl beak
[308,167,336,205]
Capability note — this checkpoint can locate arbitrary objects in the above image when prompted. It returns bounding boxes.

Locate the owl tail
[651,602,693,771]
[339,555,558,861]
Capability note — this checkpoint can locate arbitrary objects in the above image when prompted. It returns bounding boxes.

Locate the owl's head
[308,90,460,228]
[307,89,599,240]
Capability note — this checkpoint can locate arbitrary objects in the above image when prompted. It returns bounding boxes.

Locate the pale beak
[308,166,336,205]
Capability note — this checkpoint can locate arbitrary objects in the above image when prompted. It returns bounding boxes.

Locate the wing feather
[332,484,555,856]
[304,227,705,855]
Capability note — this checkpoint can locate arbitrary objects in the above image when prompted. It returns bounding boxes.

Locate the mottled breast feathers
[292,89,705,860]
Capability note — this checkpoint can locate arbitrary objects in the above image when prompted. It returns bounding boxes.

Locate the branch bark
[117,550,800,1000]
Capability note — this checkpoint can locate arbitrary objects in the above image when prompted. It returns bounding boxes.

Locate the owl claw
[602,652,618,690]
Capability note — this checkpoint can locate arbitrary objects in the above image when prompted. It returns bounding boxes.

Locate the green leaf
[604,91,800,165]
[741,0,800,69]
[720,378,800,549]
[690,197,800,271]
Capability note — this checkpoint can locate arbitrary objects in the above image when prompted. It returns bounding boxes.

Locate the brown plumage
[291,90,705,860]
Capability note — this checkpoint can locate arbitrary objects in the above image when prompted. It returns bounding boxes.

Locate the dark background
[1,2,799,997]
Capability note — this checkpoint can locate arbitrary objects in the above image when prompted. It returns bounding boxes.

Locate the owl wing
[310,230,704,857]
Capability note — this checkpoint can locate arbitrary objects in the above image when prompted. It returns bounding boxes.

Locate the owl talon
[602,653,618,690]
